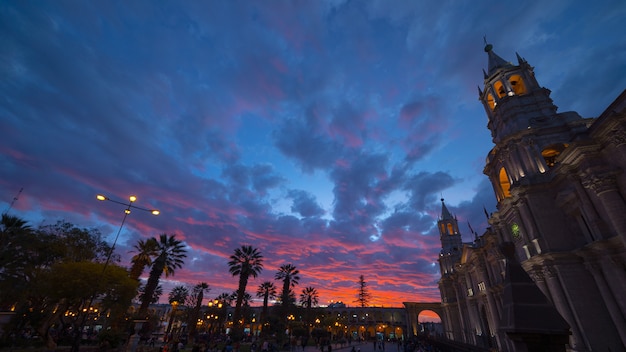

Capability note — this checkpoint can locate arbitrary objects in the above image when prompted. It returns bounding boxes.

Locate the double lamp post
[96,194,159,352]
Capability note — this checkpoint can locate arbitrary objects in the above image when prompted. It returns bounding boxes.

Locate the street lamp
[70,194,159,352]
[95,194,159,352]
[96,194,159,270]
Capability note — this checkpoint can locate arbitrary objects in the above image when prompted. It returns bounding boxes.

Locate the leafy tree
[355,275,371,307]
[129,238,158,281]
[138,234,187,318]
[0,219,118,349]
[256,281,277,324]
[40,220,111,263]
[275,264,299,310]
[36,261,136,350]
[228,245,263,338]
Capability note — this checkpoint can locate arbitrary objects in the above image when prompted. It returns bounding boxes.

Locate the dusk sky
[2,1,625,315]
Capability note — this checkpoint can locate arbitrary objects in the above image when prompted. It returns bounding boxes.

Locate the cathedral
[436,43,626,351]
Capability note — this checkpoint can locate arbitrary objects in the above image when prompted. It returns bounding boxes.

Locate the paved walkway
[300,341,403,352]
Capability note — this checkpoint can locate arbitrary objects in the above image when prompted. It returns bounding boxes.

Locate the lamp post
[70,194,159,352]
[96,194,159,352]
[96,194,159,270]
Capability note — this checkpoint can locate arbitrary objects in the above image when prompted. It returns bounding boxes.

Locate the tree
[137,284,163,305]
[40,220,111,263]
[355,275,371,307]
[299,286,319,309]
[0,219,117,348]
[138,234,187,318]
[168,285,189,304]
[188,282,210,344]
[215,292,234,307]
[275,264,299,310]
[128,238,158,281]
[256,281,277,324]
[228,245,263,337]
[35,261,137,350]
[165,285,189,338]
[0,215,36,310]
[299,286,319,333]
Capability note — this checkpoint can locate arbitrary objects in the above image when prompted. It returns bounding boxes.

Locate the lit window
[541,144,568,168]
[486,93,496,110]
[508,75,526,95]
[494,81,506,98]
[499,167,511,198]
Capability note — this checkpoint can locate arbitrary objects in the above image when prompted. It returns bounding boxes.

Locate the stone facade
[437,44,626,351]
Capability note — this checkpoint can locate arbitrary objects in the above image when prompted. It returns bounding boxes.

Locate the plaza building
[437,43,626,351]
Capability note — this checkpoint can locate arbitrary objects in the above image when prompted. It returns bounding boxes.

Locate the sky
[2,1,626,317]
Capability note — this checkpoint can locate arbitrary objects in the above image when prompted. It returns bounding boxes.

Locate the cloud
[1,0,622,307]
[288,190,325,218]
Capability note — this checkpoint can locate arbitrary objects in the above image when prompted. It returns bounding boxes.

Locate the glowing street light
[96,194,159,269]
[95,194,159,352]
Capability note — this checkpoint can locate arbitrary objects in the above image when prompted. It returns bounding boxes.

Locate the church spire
[437,198,463,277]
[484,42,513,76]
[441,198,454,220]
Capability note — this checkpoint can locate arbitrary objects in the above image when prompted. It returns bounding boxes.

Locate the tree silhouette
[228,245,263,338]
[355,275,371,307]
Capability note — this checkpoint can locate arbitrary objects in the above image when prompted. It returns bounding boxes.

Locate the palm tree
[0,215,33,311]
[228,245,263,334]
[137,284,163,305]
[275,264,300,310]
[168,285,189,305]
[138,234,187,318]
[256,281,277,323]
[231,291,252,307]
[188,282,210,344]
[165,285,189,338]
[215,292,234,307]
[128,238,158,281]
[211,293,232,335]
[0,214,31,233]
[299,286,319,331]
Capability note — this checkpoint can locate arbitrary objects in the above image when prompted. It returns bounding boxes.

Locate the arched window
[494,81,506,98]
[486,93,496,110]
[499,167,511,198]
[447,223,454,235]
[541,143,568,167]
[508,74,526,95]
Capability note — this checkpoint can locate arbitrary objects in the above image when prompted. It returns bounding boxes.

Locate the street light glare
[96,195,107,201]
[151,210,160,215]
[124,209,131,214]
[129,195,137,202]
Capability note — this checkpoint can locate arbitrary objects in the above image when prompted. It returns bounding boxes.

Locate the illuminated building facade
[437,43,626,351]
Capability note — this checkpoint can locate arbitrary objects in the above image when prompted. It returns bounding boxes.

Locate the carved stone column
[543,266,585,351]
[581,172,626,246]
[477,263,503,351]
[528,267,550,300]
[584,261,626,346]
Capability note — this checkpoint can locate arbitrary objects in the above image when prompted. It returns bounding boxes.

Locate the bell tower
[437,198,462,276]
[479,42,589,203]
